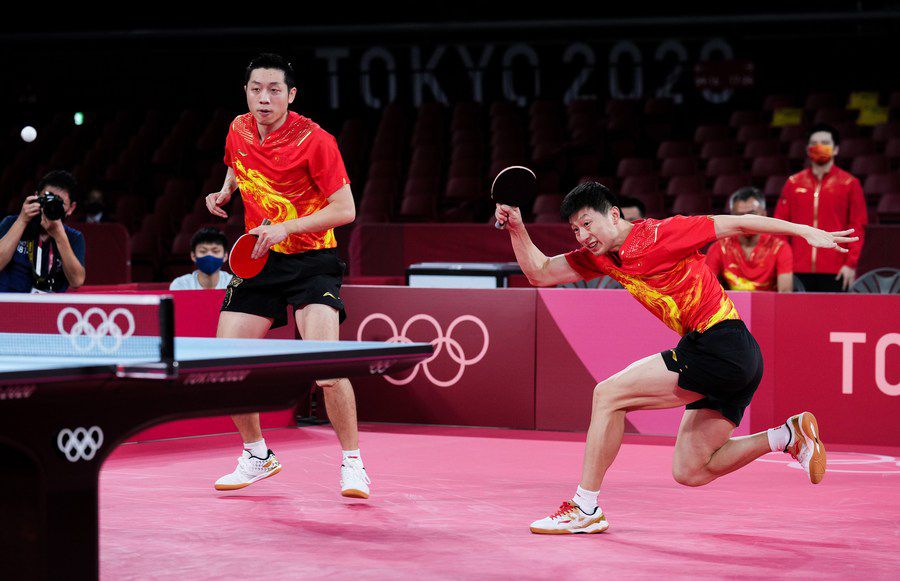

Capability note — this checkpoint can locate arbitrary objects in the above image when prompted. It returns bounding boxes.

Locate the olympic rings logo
[357,314,489,387]
[57,307,136,353]
[57,426,104,463]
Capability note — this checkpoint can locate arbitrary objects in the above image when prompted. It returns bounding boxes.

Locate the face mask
[807,144,834,165]
[85,202,104,215]
[196,255,224,275]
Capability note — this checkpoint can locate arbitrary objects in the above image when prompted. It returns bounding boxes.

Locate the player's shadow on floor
[270,518,468,544]
[608,532,846,565]
[218,495,293,502]
[698,532,848,550]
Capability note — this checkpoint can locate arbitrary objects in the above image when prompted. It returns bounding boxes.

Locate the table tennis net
[0,294,174,360]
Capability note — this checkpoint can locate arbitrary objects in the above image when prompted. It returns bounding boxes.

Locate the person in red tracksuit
[775,123,867,291]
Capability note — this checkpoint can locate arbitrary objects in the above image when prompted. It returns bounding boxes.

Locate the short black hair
[616,195,646,218]
[808,122,840,145]
[245,53,296,90]
[728,186,766,212]
[560,182,618,222]
[37,170,77,201]
[190,227,229,252]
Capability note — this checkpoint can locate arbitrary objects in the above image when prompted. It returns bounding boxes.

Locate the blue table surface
[0,337,425,375]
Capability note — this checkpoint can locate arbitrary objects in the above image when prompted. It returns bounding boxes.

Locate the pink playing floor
[100,424,900,579]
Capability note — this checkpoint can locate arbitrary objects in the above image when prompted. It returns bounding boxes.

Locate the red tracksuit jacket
[775,165,867,273]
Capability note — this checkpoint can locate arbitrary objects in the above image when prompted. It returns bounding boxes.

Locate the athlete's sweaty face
[569,206,621,256]
[245,68,297,128]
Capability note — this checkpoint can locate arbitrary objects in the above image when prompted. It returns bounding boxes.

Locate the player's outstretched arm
[712,214,859,254]
[496,203,581,287]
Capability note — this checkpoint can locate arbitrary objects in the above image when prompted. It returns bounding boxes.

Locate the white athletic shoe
[530,501,610,535]
[214,450,282,491]
[784,411,826,484]
[340,459,371,499]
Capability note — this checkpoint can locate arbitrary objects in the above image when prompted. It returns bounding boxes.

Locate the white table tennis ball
[20,126,37,143]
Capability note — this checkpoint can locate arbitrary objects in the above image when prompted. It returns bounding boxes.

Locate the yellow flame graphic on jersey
[233,159,334,253]
[608,257,739,335]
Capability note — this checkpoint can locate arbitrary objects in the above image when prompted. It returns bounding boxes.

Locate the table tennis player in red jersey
[204,54,370,498]
[495,182,857,534]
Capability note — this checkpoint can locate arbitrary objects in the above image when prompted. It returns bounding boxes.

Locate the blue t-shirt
[0,216,86,293]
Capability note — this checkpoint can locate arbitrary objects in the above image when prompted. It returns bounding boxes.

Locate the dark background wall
[3,2,899,124]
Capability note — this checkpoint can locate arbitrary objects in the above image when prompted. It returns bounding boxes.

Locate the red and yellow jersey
[775,165,866,273]
[706,234,793,292]
[565,215,740,336]
[224,111,350,254]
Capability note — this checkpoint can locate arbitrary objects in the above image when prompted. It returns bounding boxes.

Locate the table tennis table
[0,294,432,580]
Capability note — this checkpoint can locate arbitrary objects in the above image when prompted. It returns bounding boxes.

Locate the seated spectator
[0,170,85,293]
[82,189,114,223]
[616,196,645,222]
[706,187,793,292]
[170,227,234,290]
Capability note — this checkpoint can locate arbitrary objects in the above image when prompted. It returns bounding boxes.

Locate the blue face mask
[196,255,224,275]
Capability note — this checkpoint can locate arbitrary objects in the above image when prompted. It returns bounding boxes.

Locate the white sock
[342,449,363,465]
[572,485,600,514]
[244,439,268,458]
[767,425,790,453]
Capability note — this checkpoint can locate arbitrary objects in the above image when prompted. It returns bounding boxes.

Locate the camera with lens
[37,191,66,221]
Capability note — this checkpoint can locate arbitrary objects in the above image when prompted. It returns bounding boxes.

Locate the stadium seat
[403,177,441,199]
[672,194,712,215]
[736,124,773,143]
[657,141,693,159]
[445,177,483,201]
[706,156,744,177]
[399,195,438,221]
[863,173,900,197]
[666,175,706,198]
[660,157,699,178]
[620,175,659,197]
[779,125,809,143]
[839,137,876,159]
[876,193,900,223]
[729,110,767,128]
[812,107,857,125]
[700,140,739,160]
[804,92,841,110]
[851,155,889,178]
[617,158,656,178]
[532,194,563,216]
[873,122,900,143]
[763,94,799,111]
[694,125,732,143]
[743,139,780,159]
[763,175,789,198]
[751,156,790,179]
[713,174,752,198]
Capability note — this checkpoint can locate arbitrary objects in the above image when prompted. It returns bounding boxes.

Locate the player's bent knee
[592,381,626,411]
[671,464,711,487]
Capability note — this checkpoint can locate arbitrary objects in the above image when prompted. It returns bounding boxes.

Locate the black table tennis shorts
[661,319,763,426]
[221,248,346,328]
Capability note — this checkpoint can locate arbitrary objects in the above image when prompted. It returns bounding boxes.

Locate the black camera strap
[27,236,56,290]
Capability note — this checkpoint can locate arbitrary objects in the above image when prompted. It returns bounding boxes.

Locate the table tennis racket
[229,219,271,279]
[491,166,537,229]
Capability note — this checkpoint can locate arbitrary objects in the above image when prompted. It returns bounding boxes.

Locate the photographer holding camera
[0,170,85,293]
